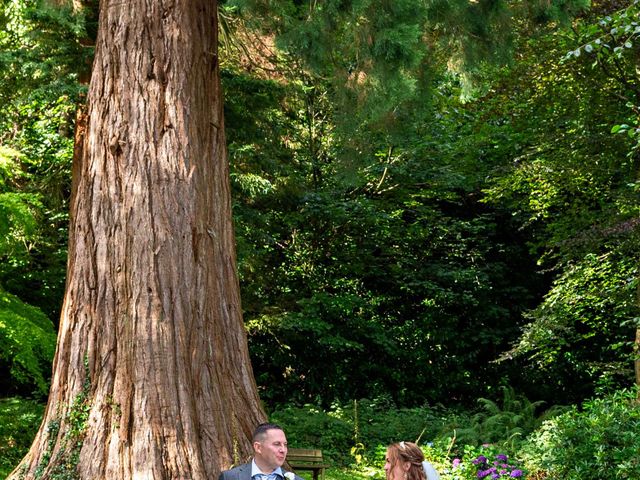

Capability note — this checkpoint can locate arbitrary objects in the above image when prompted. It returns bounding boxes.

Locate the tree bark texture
[11,1,266,478]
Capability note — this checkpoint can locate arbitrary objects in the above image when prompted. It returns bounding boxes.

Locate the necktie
[254,473,281,480]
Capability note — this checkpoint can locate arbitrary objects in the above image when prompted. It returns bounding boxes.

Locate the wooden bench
[287,448,330,480]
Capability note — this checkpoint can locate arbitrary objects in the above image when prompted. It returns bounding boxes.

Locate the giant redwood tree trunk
[10,1,266,478]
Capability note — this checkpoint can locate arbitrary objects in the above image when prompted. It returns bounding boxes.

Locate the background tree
[9,0,265,478]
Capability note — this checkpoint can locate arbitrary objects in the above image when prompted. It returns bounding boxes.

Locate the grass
[320,467,383,480]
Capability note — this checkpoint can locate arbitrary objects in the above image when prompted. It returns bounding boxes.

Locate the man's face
[254,428,288,472]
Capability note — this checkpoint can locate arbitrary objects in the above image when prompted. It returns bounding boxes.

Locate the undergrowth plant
[521,388,640,480]
[0,397,44,478]
[271,397,445,466]
[440,387,568,453]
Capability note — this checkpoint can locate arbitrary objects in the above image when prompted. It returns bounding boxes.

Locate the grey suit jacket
[218,462,306,480]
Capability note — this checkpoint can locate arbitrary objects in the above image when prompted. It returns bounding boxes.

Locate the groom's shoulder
[220,462,251,480]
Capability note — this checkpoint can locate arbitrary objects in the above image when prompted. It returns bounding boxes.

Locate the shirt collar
[251,459,283,478]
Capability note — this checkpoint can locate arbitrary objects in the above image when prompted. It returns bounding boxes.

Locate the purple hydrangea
[473,455,488,465]
[452,458,461,468]
[470,452,525,479]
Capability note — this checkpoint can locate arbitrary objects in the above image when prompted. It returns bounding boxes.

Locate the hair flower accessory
[284,472,295,480]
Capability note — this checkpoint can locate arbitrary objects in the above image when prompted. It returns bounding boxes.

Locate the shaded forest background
[1,0,639,425]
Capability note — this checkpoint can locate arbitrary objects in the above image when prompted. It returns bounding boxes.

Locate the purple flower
[510,470,523,478]
[491,475,499,480]
[496,454,508,462]
[473,455,488,465]
[452,458,461,468]
[477,470,491,479]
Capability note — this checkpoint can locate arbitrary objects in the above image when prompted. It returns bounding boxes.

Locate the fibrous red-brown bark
[10,1,265,478]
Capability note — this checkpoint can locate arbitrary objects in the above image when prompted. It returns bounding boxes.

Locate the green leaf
[611,124,629,133]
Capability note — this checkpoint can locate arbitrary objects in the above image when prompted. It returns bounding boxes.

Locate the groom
[218,423,305,480]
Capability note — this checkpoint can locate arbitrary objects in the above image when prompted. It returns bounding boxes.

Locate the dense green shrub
[521,388,640,479]
[0,287,56,397]
[448,387,568,450]
[271,399,445,466]
[272,405,353,464]
[0,397,45,478]
[272,389,579,479]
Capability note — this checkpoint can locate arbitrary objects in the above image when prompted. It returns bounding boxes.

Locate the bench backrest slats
[288,449,323,463]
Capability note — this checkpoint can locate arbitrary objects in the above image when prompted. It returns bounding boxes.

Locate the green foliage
[222,53,542,407]
[222,6,551,409]
[0,286,56,397]
[521,388,640,479]
[0,0,93,104]
[0,192,42,255]
[0,146,42,258]
[274,389,640,479]
[509,252,638,400]
[0,397,45,479]
[271,399,445,466]
[472,1,640,402]
[270,390,577,479]
[480,1,638,256]
[223,0,640,413]
[324,468,383,480]
[0,0,88,322]
[229,0,586,142]
[351,399,445,460]
[451,387,565,450]
[241,177,538,407]
[272,404,353,464]
[568,0,640,156]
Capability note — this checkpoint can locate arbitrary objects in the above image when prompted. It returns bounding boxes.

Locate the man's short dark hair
[253,422,283,442]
